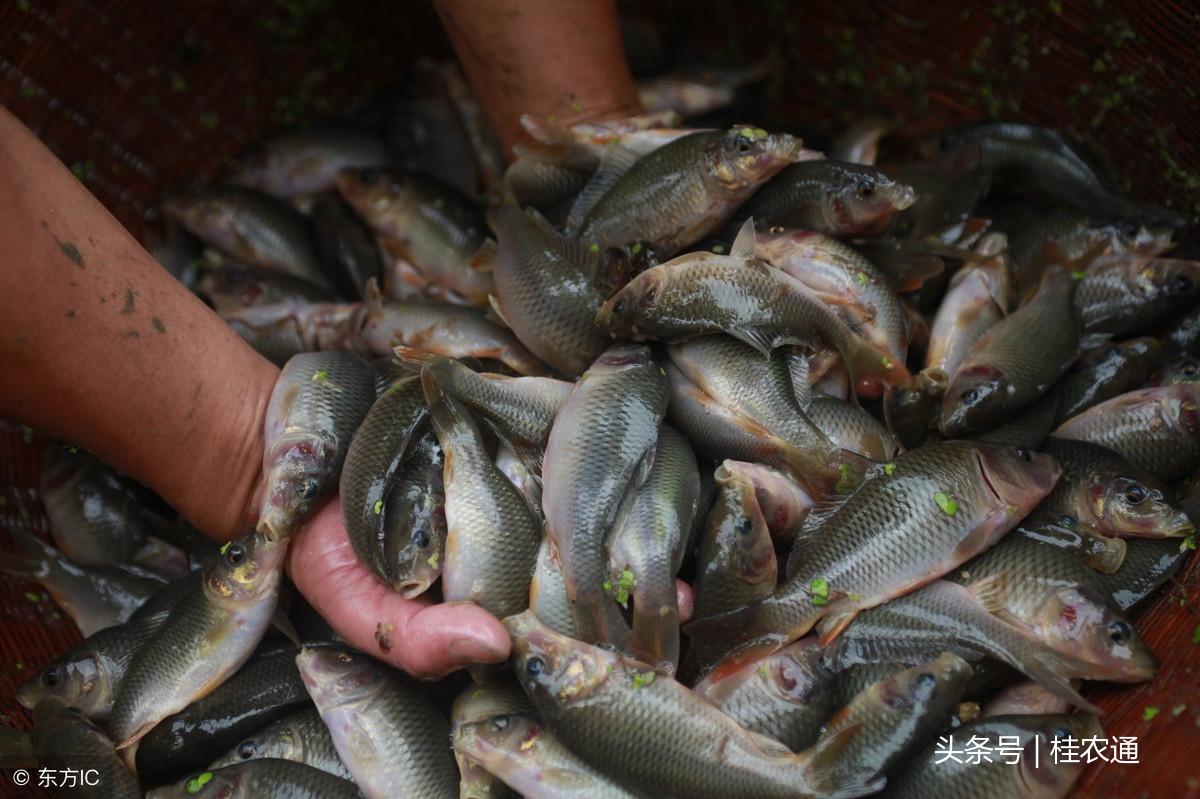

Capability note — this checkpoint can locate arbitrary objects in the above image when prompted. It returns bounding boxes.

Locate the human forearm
[0,107,276,542]
[434,0,641,157]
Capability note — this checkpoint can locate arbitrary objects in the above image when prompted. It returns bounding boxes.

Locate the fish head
[258,432,337,540]
[724,461,815,540]
[295,647,385,707]
[453,714,540,767]
[976,443,1063,510]
[1136,258,1200,308]
[505,611,616,710]
[1034,586,1156,682]
[1097,217,1175,256]
[206,531,286,606]
[825,168,917,237]
[16,652,105,716]
[939,365,1013,436]
[388,492,447,598]
[710,127,806,191]
[865,653,973,719]
[161,189,238,242]
[1016,714,1103,798]
[208,730,277,770]
[1094,473,1193,538]
[711,468,776,586]
[595,271,663,338]
[761,639,826,705]
[335,167,415,224]
[1158,355,1200,386]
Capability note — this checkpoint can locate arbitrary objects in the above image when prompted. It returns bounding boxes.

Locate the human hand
[288,496,694,679]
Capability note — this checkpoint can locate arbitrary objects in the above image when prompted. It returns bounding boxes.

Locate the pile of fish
[5,53,1200,799]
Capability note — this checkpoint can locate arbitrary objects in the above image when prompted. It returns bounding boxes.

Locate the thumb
[288,496,511,679]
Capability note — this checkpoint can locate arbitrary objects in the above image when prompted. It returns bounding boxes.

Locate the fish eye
[42,665,61,686]
[612,298,628,316]
[916,672,936,688]
[735,135,752,154]
[1183,360,1199,377]
[1118,219,1139,238]
[526,657,546,676]
[856,179,876,200]
[412,529,431,549]
[1172,275,1194,293]
[1057,514,1078,529]
[237,741,257,759]
[225,543,246,565]
[1109,619,1132,644]
[1052,725,1074,741]
[491,715,510,731]
[736,517,754,536]
[1015,447,1033,463]
[358,170,383,186]
[296,479,319,499]
[1123,484,1148,505]
[961,388,980,405]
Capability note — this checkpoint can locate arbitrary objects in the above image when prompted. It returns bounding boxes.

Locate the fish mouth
[891,184,918,211]
[256,511,287,543]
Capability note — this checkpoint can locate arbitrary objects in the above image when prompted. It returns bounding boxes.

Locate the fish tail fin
[631,581,680,673]
[800,720,887,799]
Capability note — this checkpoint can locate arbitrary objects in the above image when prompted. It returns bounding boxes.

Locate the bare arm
[434,0,641,156]
[0,107,274,541]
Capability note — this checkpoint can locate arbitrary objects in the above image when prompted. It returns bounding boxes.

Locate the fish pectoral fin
[730,217,757,259]
[726,326,785,358]
[270,605,301,647]
[746,729,795,757]
[815,600,859,646]
[966,572,1010,614]
[486,295,511,329]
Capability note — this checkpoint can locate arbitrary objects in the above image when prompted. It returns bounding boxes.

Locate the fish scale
[260,352,377,539]
[689,441,1058,669]
[32,699,141,799]
[542,344,669,645]
[879,714,1102,799]
[297,648,459,799]
[941,269,1080,436]
[491,203,608,376]
[339,376,430,588]
[1054,384,1200,481]
[162,185,327,289]
[108,532,285,758]
[507,612,826,799]
[692,638,839,754]
[208,707,352,781]
[668,335,829,453]
[136,649,310,772]
[605,424,700,669]
[575,128,804,255]
[425,371,542,619]
[151,759,361,799]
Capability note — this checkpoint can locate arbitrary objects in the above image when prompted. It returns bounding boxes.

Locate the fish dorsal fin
[730,217,758,259]
[565,143,640,236]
